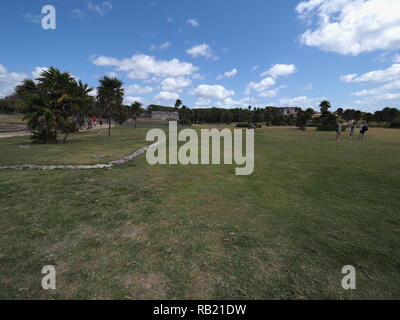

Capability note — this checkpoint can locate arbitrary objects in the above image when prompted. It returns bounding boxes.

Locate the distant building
[278,107,299,116]
[151,111,179,121]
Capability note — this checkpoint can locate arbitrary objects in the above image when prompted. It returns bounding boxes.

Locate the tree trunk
[63,131,70,143]
[108,117,111,137]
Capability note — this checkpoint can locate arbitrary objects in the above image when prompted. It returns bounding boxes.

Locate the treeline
[1,66,400,144]
[178,106,298,125]
[176,104,400,129]
[314,101,400,130]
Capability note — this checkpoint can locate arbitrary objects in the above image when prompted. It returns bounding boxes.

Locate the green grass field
[0,114,26,131]
[0,126,149,165]
[0,125,399,299]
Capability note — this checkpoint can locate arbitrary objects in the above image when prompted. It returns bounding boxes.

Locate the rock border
[0,140,165,171]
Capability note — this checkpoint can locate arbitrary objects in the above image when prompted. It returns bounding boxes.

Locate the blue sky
[1,0,400,112]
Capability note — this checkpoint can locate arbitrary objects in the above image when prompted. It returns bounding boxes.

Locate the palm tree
[37,67,75,104]
[97,76,124,137]
[319,100,331,114]
[65,80,94,141]
[15,79,38,100]
[36,67,77,142]
[22,92,63,143]
[174,99,182,110]
[17,67,94,143]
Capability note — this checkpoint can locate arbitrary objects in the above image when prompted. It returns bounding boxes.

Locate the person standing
[336,121,342,141]
[349,122,355,140]
[359,122,369,140]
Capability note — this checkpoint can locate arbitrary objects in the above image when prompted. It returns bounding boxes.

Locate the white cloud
[70,9,86,19]
[194,96,254,109]
[252,65,259,71]
[223,97,253,107]
[194,98,212,108]
[245,77,276,95]
[191,84,234,99]
[0,64,27,98]
[22,13,42,24]
[154,91,179,101]
[159,42,171,50]
[192,73,205,80]
[124,96,143,105]
[125,84,154,95]
[392,54,400,63]
[89,88,98,98]
[341,64,400,83]
[258,89,280,98]
[216,68,238,80]
[351,80,400,97]
[31,67,79,82]
[277,96,325,109]
[302,83,314,91]
[88,1,113,16]
[340,73,357,83]
[296,0,324,14]
[187,19,199,27]
[161,77,191,92]
[260,64,297,78]
[296,0,400,55]
[342,63,400,107]
[150,42,171,50]
[186,44,219,60]
[106,71,118,78]
[355,92,400,105]
[31,67,49,79]
[92,54,198,79]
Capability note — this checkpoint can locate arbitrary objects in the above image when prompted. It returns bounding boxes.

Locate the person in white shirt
[336,121,342,141]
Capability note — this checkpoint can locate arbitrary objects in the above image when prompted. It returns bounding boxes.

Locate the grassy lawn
[0,126,149,165]
[0,114,26,131]
[0,125,399,299]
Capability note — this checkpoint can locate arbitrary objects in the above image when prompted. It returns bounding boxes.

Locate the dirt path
[0,131,31,138]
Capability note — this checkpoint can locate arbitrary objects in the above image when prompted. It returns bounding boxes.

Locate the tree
[336,108,344,118]
[319,100,331,114]
[362,112,374,122]
[64,80,94,141]
[343,109,355,121]
[225,111,233,124]
[15,79,37,100]
[296,108,314,130]
[36,67,77,142]
[97,76,124,137]
[354,110,362,121]
[17,80,63,144]
[174,99,182,110]
[317,112,338,131]
[130,101,143,128]
[17,67,94,143]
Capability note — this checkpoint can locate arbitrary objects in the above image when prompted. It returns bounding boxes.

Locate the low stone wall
[0,140,165,171]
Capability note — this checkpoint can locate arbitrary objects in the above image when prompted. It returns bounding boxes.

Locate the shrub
[178,119,192,126]
[236,123,261,128]
[366,121,387,128]
[317,112,338,131]
[389,118,400,128]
